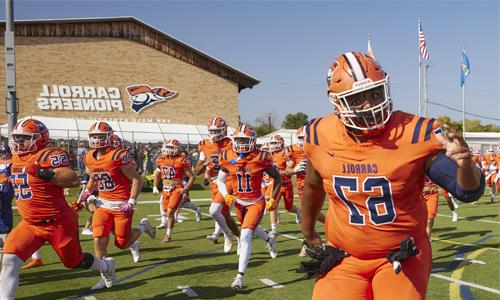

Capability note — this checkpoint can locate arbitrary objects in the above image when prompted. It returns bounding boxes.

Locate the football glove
[152,186,160,194]
[266,197,277,210]
[79,190,91,204]
[386,236,419,274]
[293,164,306,173]
[298,243,350,279]
[70,200,84,212]
[224,194,237,207]
[203,178,210,186]
[22,164,55,182]
[119,202,134,214]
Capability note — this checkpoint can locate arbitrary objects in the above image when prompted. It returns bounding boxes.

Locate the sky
[2,0,499,127]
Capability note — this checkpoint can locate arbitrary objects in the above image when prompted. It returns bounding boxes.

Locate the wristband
[128,198,137,206]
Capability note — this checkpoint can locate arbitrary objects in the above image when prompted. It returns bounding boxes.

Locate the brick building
[0,17,259,128]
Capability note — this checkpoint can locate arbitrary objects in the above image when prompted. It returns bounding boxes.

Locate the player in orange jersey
[266,134,301,234]
[195,117,240,252]
[422,177,439,239]
[217,125,282,290]
[0,119,116,299]
[0,145,14,263]
[441,188,459,221]
[300,51,484,300]
[152,139,195,243]
[81,121,155,290]
[481,146,498,202]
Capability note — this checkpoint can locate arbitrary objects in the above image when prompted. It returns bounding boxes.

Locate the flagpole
[418,15,422,116]
[462,80,466,139]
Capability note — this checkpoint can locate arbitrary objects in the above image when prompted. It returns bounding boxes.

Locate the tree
[253,112,278,137]
[436,116,500,133]
[282,112,309,129]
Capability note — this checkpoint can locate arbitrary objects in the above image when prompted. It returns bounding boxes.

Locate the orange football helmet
[232,125,257,154]
[487,146,495,156]
[268,134,284,152]
[295,126,305,149]
[9,118,49,154]
[162,139,181,156]
[88,122,113,149]
[260,142,270,152]
[327,51,392,135]
[110,134,123,148]
[207,117,228,142]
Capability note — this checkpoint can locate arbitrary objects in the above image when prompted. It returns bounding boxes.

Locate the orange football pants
[423,192,439,219]
[276,181,295,211]
[312,237,431,300]
[92,207,133,249]
[234,199,265,230]
[3,209,84,268]
[162,186,183,211]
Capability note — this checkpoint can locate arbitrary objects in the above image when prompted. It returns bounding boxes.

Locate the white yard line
[259,278,285,289]
[437,213,500,225]
[177,286,199,297]
[430,273,500,295]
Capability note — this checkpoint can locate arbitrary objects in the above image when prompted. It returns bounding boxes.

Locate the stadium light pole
[5,0,18,132]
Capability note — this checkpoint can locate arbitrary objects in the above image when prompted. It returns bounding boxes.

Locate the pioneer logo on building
[126,84,177,113]
[37,85,124,112]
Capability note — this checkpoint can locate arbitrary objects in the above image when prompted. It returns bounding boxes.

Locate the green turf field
[9,189,500,300]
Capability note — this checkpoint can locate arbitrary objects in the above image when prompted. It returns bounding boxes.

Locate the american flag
[419,23,429,60]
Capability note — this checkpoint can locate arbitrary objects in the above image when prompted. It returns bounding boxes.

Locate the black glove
[386,236,419,274]
[37,168,56,182]
[203,179,210,186]
[298,243,349,279]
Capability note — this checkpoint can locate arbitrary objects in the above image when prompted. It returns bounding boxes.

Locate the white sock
[271,223,277,233]
[31,250,41,260]
[90,255,109,272]
[209,203,232,237]
[238,228,253,274]
[160,197,167,224]
[213,222,222,237]
[0,254,23,300]
[254,226,269,241]
[166,228,172,237]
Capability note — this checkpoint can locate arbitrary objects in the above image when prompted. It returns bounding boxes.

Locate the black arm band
[426,152,485,202]
[37,168,56,182]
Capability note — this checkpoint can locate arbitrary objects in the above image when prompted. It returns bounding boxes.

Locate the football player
[195,117,240,252]
[81,122,155,290]
[481,146,498,202]
[217,125,281,290]
[300,51,484,299]
[0,119,115,299]
[152,140,194,242]
[266,134,301,234]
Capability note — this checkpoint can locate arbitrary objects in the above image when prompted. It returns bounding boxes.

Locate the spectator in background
[77,142,88,176]
[144,145,154,175]
[135,145,144,175]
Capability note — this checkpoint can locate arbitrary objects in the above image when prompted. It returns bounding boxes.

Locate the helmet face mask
[327,51,393,135]
[9,119,49,154]
[88,122,113,149]
[232,125,257,154]
[162,139,180,156]
[207,117,228,142]
[295,127,305,149]
[268,135,284,152]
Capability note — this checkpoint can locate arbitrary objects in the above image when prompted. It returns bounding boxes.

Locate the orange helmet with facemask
[9,118,49,154]
[162,139,181,156]
[268,134,284,152]
[232,125,257,154]
[327,51,392,136]
[207,117,228,142]
[295,126,306,149]
[88,122,114,149]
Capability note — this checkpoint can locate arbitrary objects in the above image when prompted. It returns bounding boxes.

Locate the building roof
[0,16,259,91]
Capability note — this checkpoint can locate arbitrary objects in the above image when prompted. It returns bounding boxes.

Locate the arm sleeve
[216,170,229,198]
[426,152,485,202]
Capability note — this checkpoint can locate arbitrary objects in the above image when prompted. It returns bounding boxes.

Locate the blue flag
[460,49,470,87]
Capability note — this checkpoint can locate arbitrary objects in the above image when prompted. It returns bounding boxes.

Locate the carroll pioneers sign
[37,85,124,112]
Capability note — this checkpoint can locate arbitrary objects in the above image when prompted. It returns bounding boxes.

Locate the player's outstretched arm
[301,161,325,246]
[181,168,195,194]
[426,125,485,202]
[52,167,80,188]
[266,165,282,199]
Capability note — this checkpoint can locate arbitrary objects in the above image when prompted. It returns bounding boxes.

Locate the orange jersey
[304,111,443,259]
[423,177,438,195]
[10,147,72,223]
[286,144,307,186]
[198,138,233,178]
[220,149,273,200]
[85,148,134,201]
[481,155,499,175]
[271,149,291,182]
[156,154,191,181]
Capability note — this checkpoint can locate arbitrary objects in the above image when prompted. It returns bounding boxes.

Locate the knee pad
[77,252,95,269]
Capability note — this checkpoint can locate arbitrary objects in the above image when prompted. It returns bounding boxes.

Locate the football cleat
[140,218,156,239]
[161,235,172,243]
[130,240,140,263]
[206,234,219,244]
[156,222,166,229]
[176,215,184,223]
[224,235,234,253]
[81,228,93,236]
[299,243,308,257]
[100,257,116,289]
[452,212,459,222]
[230,277,243,290]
